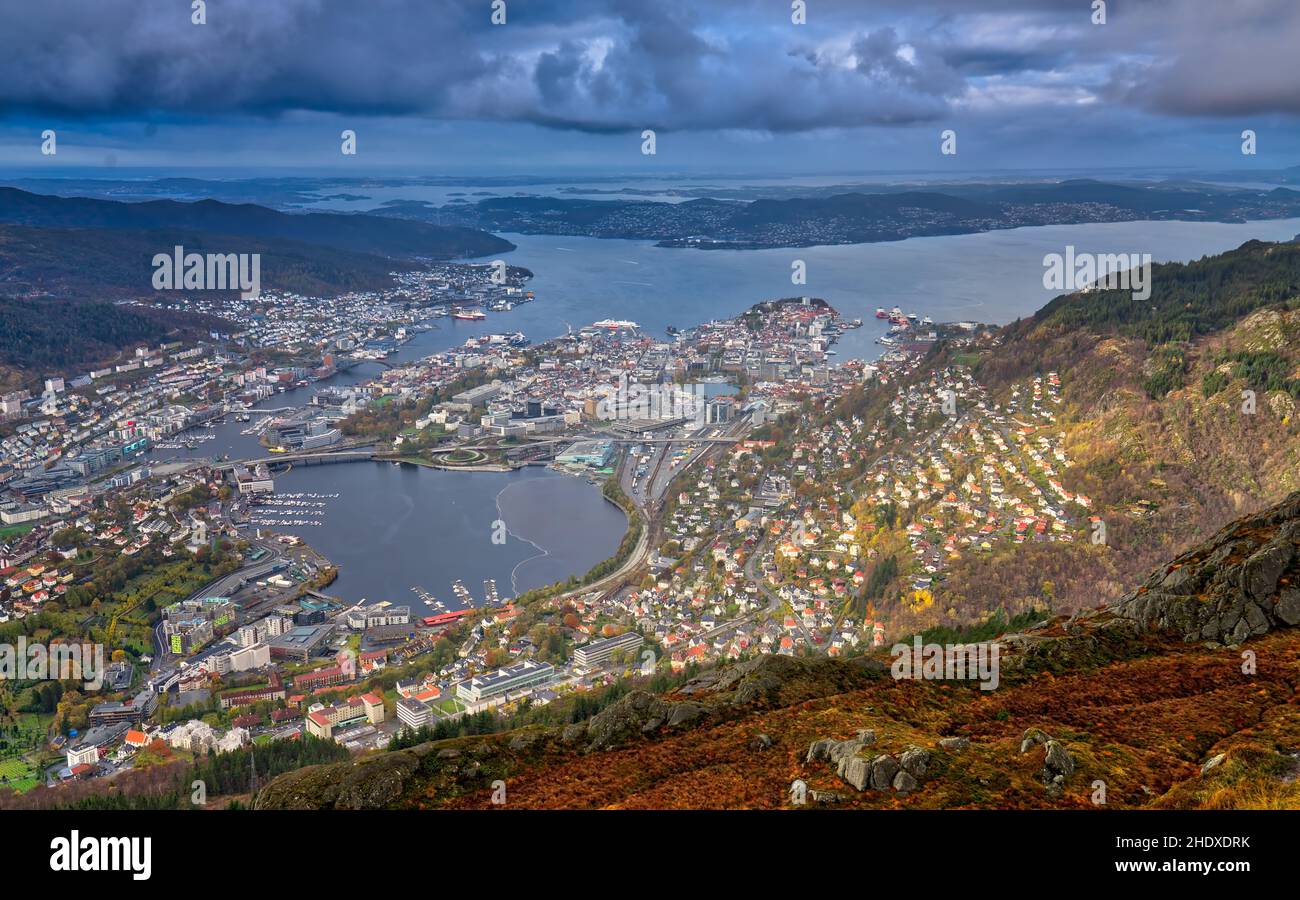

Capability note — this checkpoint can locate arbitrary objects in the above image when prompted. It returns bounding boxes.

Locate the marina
[256,461,626,607]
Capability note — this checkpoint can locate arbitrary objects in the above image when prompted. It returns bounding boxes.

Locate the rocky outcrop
[998,619,1146,674]
[254,746,427,810]
[562,691,718,751]
[806,737,933,794]
[675,652,887,707]
[583,691,670,750]
[549,656,890,755]
[1113,493,1300,644]
[1019,728,1076,799]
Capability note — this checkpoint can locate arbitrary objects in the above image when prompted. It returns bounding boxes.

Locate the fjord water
[157,216,1300,605]
[480,218,1300,359]
[270,463,626,609]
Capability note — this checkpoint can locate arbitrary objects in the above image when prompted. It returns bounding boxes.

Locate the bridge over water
[212,447,379,471]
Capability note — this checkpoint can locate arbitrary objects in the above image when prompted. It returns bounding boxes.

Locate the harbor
[255,460,626,609]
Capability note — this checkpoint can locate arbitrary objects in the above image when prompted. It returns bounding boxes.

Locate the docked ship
[875,307,888,318]
[452,307,487,321]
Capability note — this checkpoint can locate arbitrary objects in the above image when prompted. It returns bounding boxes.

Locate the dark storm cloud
[1102,0,1300,117]
[0,0,1295,132]
[940,47,1067,76]
[0,0,504,117]
[851,27,965,97]
[523,5,961,132]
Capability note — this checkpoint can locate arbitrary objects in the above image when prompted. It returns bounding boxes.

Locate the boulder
[1109,498,1300,644]
[1241,542,1294,602]
[899,746,931,778]
[255,750,422,811]
[939,736,970,751]
[869,754,900,791]
[1019,727,1051,754]
[1043,739,1075,780]
[829,738,866,766]
[840,756,871,791]
[665,701,706,728]
[1276,589,1300,626]
[806,738,835,764]
[893,770,919,793]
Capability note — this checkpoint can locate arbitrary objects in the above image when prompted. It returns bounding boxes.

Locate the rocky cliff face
[1114,490,1300,643]
[256,491,1300,811]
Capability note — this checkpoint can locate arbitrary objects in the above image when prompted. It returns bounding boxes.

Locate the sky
[0,0,1297,175]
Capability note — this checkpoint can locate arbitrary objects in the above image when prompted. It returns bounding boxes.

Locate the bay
[146,216,1300,605]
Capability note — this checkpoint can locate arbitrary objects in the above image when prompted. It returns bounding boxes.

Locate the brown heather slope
[256,491,1300,811]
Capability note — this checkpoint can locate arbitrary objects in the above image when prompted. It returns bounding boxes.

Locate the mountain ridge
[386,180,1300,248]
[0,187,514,259]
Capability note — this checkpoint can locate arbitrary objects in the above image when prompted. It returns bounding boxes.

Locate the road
[150,538,287,672]
[556,416,750,605]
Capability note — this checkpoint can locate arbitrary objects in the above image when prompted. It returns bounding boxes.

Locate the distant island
[376,179,1300,250]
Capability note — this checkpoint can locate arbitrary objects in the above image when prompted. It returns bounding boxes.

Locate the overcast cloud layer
[0,0,1296,129]
[0,0,1296,170]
